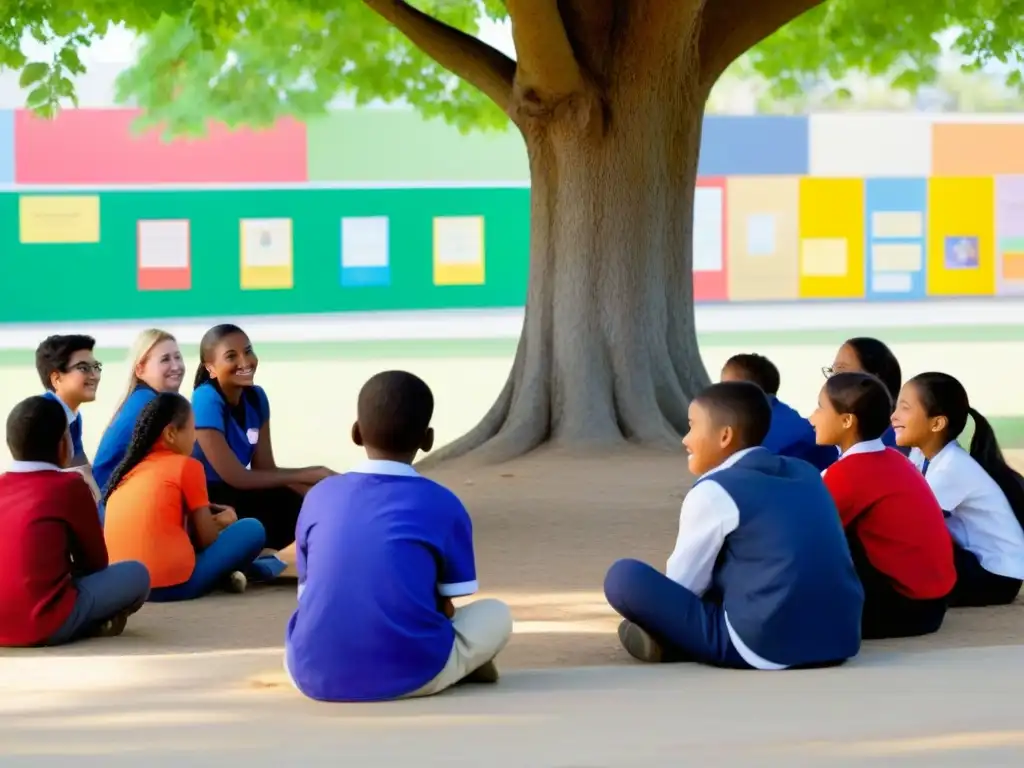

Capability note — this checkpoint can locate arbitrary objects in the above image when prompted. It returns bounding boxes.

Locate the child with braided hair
[102,393,267,601]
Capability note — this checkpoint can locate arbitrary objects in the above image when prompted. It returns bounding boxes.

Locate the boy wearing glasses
[35,334,103,500]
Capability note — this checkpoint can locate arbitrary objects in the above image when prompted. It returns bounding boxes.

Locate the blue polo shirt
[191,382,270,483]
[762,396,836,472]
[286,460,478,702]
[92,384,158,492]
[42,391,84,459]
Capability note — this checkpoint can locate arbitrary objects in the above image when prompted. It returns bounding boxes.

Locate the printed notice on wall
[341,217,390,268]
[19,195,101,244]
[241,218,293,268]
[138,220,191,269]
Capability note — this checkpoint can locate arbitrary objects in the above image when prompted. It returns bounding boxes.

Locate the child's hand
[211,505,238,528]
[438,597,455,619]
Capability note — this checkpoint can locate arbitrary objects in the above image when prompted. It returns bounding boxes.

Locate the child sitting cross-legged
[0,396,150,647]
[604,381,864,670]
[103,393,268,601]
[286,370,513,702]
[810,372,955,639]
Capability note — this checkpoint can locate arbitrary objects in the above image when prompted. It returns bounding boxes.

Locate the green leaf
[18,62,49,88]
[25,84,51,109]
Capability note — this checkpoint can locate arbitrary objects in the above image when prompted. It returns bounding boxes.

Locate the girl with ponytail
[190,324,335,570]
[102,393,268,601]
[892,372,1024,606]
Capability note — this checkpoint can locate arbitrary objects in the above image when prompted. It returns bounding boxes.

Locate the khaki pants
[402,598,514,698]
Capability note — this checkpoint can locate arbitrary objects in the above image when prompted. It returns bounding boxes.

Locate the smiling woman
[93,329,186,495]
[190,324,336,562]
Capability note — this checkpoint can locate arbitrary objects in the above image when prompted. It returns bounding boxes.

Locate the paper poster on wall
[240,218,293,289]
[800,238,848,277]
[137,219,191,291]
[871,243,922,272]
[944,236,979,270]
[341,216,390,287]
[871,211,923,239]
[19,195,100,244]
[434,216,485,285]
[692,187,723,271]
[746,214,776,256]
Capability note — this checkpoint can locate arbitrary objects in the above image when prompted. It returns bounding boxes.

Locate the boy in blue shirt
[721,353,835,471]
[286,370,513,702]
[604,381,863,669]
[35,334,102,500]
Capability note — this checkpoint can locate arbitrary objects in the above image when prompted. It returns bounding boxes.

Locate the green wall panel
[0,188,531,322]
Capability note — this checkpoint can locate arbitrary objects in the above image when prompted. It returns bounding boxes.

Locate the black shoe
[618,620,664,663]
[94,611,130,638]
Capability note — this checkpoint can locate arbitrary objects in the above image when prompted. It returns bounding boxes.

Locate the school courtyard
[2,300,1024,765]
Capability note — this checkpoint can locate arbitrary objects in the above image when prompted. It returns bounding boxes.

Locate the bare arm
[189,506,223,550]
[195,429,325,490]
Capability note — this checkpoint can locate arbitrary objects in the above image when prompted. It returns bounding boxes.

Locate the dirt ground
[5,450,1024,670]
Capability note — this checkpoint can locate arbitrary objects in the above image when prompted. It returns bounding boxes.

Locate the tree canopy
[4,0,1023,135]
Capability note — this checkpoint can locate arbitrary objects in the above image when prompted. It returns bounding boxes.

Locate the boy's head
[683,382,771,476]
[6,396,73,468]
[720,353,780,396]
[35,334,101,406]
[352,370,435,462]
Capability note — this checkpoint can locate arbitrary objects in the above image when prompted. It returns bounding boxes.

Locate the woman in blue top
[191,324,335,561]
[823,337,908,454]
[93,329,186,496]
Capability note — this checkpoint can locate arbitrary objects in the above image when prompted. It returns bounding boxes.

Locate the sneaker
[618,620,664,663]
[463,659,500,684]
[222,571,248,594]
[94,611,129,638]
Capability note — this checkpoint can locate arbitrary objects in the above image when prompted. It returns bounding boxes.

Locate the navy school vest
[700,448,865,666]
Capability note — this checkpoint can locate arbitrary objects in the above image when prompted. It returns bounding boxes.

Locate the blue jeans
[604,558,749,668]
[47,561,151,645]
[149,518,266,602]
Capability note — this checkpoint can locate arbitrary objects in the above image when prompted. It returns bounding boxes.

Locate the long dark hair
[103,393,193,503]
[910,372,1024,528]
[844,337,902,402]
[824,372,893,442]
[193,324,246,389]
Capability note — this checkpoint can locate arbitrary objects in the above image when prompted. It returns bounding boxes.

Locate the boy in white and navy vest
[604,381,864,669]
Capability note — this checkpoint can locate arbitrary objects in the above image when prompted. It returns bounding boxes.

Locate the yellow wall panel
[797,178,865,299]
[926,177,995,296]
[725,177,800,301]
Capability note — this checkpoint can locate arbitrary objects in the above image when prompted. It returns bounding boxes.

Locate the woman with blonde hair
[93,329,186,497]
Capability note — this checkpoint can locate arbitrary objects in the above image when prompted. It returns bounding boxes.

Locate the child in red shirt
[809,372,955,639]
[0,396,151,647]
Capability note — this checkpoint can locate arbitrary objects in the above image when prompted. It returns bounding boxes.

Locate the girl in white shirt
[891,371,1024,606]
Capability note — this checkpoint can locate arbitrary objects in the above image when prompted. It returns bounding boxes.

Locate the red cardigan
[824,446,955,600]
[0,468,108,646]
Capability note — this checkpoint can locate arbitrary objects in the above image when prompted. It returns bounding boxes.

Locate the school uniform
[93,384,158,493]
[104,447,266,601]
[762,396,836,471]
[286,460,512,702]
[911,443,1024,606]
[604,447,863,669]
[191,381,300,550]
[823,439,954,638]
[42,391,85,460]
[0,463,149,646]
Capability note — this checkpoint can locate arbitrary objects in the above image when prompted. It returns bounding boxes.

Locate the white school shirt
[910,443,1024,580]
[666,447,787,671]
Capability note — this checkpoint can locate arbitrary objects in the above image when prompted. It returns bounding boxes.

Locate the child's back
[0,469,103,646]
[707,449,863,666]
[763,397,836,471]
[287,465,475,702]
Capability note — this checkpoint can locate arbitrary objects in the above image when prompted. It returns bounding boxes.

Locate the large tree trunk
[420,6,713,467]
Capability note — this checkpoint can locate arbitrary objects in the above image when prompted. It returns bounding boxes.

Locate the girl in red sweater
[809,372,955,639]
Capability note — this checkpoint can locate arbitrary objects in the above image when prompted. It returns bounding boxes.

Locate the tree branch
[363,0,516,113]
[698,0,825,88]
[506,0,586,101]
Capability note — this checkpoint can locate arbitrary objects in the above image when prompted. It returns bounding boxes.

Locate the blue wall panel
[698,116,809,176]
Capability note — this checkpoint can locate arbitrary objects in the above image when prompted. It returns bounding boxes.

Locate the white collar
[348,459,420,478]
[926,440,960,470]
[698,446,762,481]
[839,438,886,459]
[6,460,62,473]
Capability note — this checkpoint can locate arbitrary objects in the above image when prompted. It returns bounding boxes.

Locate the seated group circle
[0,329,1021,702]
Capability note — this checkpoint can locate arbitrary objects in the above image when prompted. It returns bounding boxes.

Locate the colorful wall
[3,109,1024,323]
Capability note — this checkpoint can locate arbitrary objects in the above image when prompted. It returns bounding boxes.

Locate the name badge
[247,428,260,445]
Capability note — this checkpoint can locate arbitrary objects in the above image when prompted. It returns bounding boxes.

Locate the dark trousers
[603,559,750,668]
[207,483,303,551]
[47,561,151,645]
[846,533,947,639]
[950,542,1023,607]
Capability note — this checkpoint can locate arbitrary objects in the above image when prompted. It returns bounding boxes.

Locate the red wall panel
[15,109,307,184]
[693,176,728,302]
